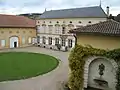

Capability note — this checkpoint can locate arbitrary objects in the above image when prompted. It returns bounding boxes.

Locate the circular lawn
[0,52,59,82]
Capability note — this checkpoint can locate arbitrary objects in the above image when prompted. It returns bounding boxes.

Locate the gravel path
[0,47,70,90]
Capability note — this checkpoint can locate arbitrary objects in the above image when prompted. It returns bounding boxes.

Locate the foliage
[68,44,120,90]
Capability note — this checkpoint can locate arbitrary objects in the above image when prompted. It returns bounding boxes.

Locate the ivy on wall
[68,44,120,90]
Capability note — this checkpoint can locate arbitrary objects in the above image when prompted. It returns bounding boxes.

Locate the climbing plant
[68,44,120,90]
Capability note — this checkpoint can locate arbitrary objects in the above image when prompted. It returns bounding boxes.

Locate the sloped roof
[40,6,107,19]
[69,20,120,36]
[0,14,35,28]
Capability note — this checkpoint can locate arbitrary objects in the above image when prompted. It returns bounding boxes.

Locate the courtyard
[0,52,59,82]
[0,46,69,90]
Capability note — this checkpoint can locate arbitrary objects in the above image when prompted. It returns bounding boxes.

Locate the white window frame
[68,39,72,48]
[42,36,46,44]
[37,36,40,43]
[42,25,46,33]
[28,37,32,44]
[22,37,25,44]
[61,38,66,46]
[48,37,52,45]
[1,40,5,47]
[48,25,53,34]
[55,38,59,45]
[55,25,60,34]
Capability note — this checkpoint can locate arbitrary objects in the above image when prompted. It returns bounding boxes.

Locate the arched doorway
[10,36,19,48]
[84,56,118,90]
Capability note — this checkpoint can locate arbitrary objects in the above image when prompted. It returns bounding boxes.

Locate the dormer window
[63,21,65,23]
[88,21,92,23]
[49,21,52,23]
[79,21,82,23]
[43,21,45,23]
[70,21,72,23]
[57,21,59,23]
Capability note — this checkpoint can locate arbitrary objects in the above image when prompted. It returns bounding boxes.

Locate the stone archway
[83,56,118,89]
[10,36,19,48]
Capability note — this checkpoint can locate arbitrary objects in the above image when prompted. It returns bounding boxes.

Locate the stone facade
[84,56,118,90]
[0,28,36,49]
[36,18,106,51]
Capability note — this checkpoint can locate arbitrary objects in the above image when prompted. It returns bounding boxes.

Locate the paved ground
[0,46,70,90]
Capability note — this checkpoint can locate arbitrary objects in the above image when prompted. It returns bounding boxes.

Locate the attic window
[38,21,39,23]
[43,21,45,23]
[57,21,59,23]
[49,21,52,23]
[79,21,82,23]
[70,21,72,23]
[63,21,65,23]
[88,21,92,23]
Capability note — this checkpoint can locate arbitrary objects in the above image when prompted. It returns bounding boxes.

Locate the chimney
[106,6,109,17]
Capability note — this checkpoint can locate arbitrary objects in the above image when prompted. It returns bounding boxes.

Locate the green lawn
[0,52,59,82]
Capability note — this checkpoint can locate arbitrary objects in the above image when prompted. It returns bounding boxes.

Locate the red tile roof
[0,14,35,28]
[69,20,120,36]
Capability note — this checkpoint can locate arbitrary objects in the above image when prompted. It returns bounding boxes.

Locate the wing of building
[70,20,120,50]
[36,6,107,51]
[0,14,36,49]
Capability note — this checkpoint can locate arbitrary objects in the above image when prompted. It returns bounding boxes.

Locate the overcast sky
[0,0,120,15]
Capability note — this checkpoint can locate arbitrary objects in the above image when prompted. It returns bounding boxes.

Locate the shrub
[68,44,120,90]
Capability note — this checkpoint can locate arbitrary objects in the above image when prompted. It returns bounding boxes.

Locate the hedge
[68,44,120,90]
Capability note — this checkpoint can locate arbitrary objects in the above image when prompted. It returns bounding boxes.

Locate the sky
[0,0,120,16]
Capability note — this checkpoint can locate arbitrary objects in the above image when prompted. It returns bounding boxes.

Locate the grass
[0,52,59,82]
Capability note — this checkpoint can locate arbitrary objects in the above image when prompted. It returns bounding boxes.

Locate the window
[42,36,46,44]
[42,25,46,33]
[1,31,4,33]
[70,21,72,23]
[62,27,65,34]
[57,21,59,23]
[43,21,45,23]
[1,40,5,47]
[22,37,25,44]
[68,39,72,48]
[48,25,53,34]
[30,31,32,33]
[28,37,32,43]
[16,31,19,33]
[37,36,40,43]
[63,21,65,23]
[48,37,52,45]
[37,25,40,33]
[79,21,82,23]
[49,21,52,23]
[38,21,39,23]
[88,21,92,23]
[9,31,12,33]
[55,38,59,45]
[68,24,74,30]
[61,38,66,46]
[55,25,60,34]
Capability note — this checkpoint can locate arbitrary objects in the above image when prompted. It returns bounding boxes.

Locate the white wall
[36,18,106,34]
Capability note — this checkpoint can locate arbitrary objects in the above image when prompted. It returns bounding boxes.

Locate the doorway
[14,42,17,48]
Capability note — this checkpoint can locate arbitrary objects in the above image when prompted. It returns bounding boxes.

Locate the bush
[68,44,120,90]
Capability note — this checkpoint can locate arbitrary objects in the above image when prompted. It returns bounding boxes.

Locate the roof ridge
[45,6,100,12]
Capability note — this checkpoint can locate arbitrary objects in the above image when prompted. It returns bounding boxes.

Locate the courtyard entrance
[10,36,19,48]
